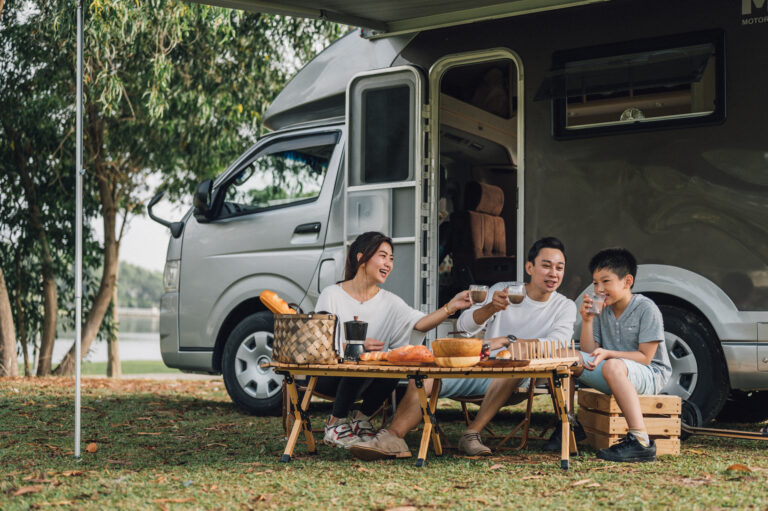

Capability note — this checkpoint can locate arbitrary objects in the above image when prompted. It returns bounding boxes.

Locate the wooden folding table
[269,358,578,469]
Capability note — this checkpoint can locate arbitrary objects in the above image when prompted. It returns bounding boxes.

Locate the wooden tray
[346,360,435,367]
[477,358,531,368]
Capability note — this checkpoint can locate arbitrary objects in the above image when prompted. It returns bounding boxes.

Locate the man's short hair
[527,237,566,263]
[589,248,638,280]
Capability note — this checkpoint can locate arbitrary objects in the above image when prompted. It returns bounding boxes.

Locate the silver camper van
[152,0,768,423]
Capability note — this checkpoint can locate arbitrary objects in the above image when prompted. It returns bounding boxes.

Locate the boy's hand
[583,347,610,369]
[489,290,509,313]
[579,293,595,321]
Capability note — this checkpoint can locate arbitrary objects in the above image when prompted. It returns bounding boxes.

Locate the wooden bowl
[432,338,483,358]
[434,356,481,368]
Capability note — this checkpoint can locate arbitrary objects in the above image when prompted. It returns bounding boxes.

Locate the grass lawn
[81,360,182,376]
[1,377,766,510]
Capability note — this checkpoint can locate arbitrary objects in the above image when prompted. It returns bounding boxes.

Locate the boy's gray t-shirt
[593,294,671,390]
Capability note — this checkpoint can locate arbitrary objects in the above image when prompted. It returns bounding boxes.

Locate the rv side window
[362,86,411,183]
[221,138,335,216]
[538,31,725,138]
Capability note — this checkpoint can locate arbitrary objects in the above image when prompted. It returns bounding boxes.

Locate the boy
[575,248,671,462]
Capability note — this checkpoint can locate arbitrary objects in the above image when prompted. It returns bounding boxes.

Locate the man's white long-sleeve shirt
[456,282,577,345]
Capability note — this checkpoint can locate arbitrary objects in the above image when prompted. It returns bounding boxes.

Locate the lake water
[52,309,162,364]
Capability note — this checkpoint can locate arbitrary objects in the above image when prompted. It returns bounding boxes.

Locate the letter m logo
[743,0,767,15]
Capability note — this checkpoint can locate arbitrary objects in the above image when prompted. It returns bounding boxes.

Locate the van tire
[659,305,729,424]
[222,312,282,416]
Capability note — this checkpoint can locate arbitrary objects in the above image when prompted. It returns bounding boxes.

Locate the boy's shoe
[543,421,587,452]
[350,429,412,460]
[323,419,361,448]
[458,431,492,456]
[350,414,376,442]
[596,432,656,462]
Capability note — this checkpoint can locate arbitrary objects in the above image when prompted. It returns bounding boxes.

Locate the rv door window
[540,31,725,138]
[362,85,411,183]
[222,142,334,216]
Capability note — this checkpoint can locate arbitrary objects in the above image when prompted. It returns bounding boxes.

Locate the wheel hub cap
[661,332,698,400]
[234,331,283,400]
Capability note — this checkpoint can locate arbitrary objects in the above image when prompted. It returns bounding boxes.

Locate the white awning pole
[74,0,83,460]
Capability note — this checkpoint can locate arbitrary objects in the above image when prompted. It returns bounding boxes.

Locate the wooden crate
[577,388,681,456]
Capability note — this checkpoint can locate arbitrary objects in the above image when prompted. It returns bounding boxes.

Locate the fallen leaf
[489,464,504,470]
[85,443,98,453]
[357,467,372,473]
[571,479,592,486]
[385,507,418,511]
[413,485,424,491]
[726,464,751,472]
[251,494,270,502]
[13,485,43,497]
[30,500,74,508]
[136,432,162,436]
[686,449,704,454]
[60,471,85,477]
[152,498,195,503]
[475,498,490,505]
[521,475,544,480]
[585,483,601,488]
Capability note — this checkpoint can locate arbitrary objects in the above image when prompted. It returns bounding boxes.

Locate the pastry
[496,349,512,359]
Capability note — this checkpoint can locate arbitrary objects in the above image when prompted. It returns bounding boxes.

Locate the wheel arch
[212,298,269,373]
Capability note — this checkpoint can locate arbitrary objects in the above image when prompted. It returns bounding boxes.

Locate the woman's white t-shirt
[456,282,577,346]
[316,284,426,350]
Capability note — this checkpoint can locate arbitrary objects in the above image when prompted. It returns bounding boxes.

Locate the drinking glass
[589,292,606,314]
[469,284,489,305]
[506,282,525,304]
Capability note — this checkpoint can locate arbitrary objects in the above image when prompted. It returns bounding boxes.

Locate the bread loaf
[496,349,511,360]
[386,345,434,363]
[359,351,386,361]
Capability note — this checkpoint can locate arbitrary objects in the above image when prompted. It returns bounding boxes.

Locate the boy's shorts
[438,377,532,398]
[577,351,662,395]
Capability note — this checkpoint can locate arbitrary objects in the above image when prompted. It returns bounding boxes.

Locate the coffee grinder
[343,316,367,362]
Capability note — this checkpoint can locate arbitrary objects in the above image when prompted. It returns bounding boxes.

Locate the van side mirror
[193,179,213,222]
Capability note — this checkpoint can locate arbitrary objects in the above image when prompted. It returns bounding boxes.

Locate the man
[351,237,577,460]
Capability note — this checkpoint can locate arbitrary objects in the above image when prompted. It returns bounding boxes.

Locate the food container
[434,356,481,368]
[431,338,483,358]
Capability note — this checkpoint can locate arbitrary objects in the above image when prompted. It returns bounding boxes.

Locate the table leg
[413,376,440,467]
[550,373,571,470]
[430,379,443,456]
[280,375,317,462]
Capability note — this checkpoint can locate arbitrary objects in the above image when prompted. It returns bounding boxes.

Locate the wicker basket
[273,312,339,364]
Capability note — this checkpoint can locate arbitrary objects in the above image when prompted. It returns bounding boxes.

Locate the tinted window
[225,144,333,212]
[362,86,410,183]
[540,31,725,138]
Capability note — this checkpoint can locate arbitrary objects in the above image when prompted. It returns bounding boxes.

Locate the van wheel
[716,391,768,423]
[222,312,282,415]
[658,305,729,424]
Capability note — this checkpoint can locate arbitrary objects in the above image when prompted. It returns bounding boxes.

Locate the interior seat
[450,181,515,286]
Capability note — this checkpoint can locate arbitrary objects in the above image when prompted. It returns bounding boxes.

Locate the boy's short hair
[527,237,566,263]
[589,248,638,282]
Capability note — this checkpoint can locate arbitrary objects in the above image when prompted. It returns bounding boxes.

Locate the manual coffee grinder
[343,316,367,362]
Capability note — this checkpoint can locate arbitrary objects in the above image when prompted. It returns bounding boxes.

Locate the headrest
[465,182,504,216]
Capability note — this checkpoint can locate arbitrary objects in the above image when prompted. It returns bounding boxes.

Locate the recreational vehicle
[151,0,768,423]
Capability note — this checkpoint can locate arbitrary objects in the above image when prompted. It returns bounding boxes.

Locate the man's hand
[363,338,385,352]
[489,289,509,313]
[583,347,612,370]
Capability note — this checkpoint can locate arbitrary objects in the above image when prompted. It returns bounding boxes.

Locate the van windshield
[224,143,333,212]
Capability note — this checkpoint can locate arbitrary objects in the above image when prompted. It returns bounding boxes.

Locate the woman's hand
[579,293,595,322]
[583,347,611,370]
[364,337,385,352]
[448,290,472,312]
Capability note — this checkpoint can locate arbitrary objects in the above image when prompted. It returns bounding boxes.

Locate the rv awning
[534,43,715,101]
[189,0,610,37]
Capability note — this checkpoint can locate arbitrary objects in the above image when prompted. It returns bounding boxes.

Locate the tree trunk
[13,255,30,376]
[107,266,121,378]
[0,267,19,377]
[10,132,59,377]
[54,155,120,376]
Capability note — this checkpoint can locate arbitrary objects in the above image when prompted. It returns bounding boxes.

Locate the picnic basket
[272,310,339,364]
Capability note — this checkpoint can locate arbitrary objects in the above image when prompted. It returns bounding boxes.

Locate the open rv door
[344,66,433,313]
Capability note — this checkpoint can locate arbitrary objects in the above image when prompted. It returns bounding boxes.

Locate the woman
[315,231,471,448]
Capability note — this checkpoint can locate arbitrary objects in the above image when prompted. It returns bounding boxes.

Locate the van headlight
[163,260,180,293]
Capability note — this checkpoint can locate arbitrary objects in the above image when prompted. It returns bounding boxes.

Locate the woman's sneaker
[350,414,376,442]
[323,419,361,448]
[597,432,656,462]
